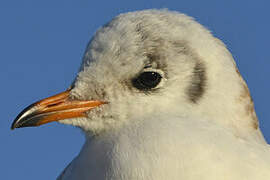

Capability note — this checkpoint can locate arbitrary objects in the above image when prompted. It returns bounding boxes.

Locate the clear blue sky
[1,0,270,179]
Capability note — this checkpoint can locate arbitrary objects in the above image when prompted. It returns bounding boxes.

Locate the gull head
[12,10,260,139]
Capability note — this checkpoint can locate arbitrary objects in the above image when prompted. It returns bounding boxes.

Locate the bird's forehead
[80,13,195,75]
[76,10,217,92]
[80,21,143,75]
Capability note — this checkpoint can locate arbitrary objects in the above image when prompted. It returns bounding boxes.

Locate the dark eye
[132,71,162,90]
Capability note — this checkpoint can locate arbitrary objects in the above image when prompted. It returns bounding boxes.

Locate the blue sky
[1,0,270,179]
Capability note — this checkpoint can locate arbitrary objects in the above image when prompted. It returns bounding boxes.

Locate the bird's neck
[74,115,265,180]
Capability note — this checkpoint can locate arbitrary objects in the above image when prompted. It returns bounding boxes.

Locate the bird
[11,9,270,180]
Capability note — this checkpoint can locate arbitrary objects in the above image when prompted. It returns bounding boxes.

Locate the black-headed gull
[12,9,270,180]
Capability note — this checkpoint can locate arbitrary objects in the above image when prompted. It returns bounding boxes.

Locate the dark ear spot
[187,62,206,103]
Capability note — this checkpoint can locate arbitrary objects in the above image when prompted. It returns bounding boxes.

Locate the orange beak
[11,89,106,129]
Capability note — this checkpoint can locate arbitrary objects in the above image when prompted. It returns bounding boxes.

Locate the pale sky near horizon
[1,0,270,179]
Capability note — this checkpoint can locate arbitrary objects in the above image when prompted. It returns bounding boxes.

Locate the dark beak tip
[11,119,38,130]
[11,113,23,130]
[11,120,20,130]
[11,102,40,131]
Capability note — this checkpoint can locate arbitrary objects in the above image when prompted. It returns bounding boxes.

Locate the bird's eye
[132,71,162,90]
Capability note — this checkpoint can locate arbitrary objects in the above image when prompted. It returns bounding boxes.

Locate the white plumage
[22,9,270,180]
